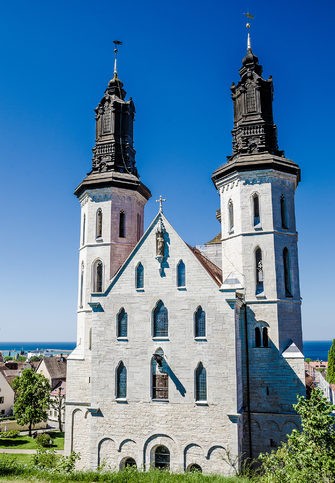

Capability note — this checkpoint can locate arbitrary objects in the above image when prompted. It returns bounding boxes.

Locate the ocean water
[0,340,332,361]
[303,340,333,361]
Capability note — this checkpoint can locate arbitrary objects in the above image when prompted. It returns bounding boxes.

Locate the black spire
[92,72,138,176]
[229,39,283,160]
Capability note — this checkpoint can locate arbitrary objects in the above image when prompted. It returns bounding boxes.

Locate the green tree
[12,369,50,436]
[29,355,43,362]
[259,388,335,482]
[327,339,335,384]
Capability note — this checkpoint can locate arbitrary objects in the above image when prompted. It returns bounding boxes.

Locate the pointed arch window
[195,363,207,402]
[228,200,234,232]
[153,301,168,338]
[255,324,269,348]
[177,260,186,287]
[255,327,261,347]
[262,327,269,348]
[96,209,103,239]
[255,248,264,295]
[93,260,103,293]
[283,247,292,297]
[119,211,126,238]
[82,214,86,245]
[280,195,288,229]
[194,306,206,338]
[135,263,144,289]
[79,262,84,308]
[117,308,128,338]
[253,194,260,226]
[116,362,127,399]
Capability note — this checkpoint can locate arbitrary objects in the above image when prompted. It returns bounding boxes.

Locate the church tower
[212,32,305,457]
[66,47,151,406]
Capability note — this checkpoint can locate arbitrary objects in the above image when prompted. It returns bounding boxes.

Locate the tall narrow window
[117,308,128,338]
[136,263,144,289]
[253,194,260,226]
[262,327,269,348]
[119,211,126,238]
[88,328,92,350]
[137,214,141,241]
[228,200,234,232]
[96,209,103,239]
[255,248,264,294]
[153,301,168,337]
[255,327,261,347]
[116,362,127,399]
[194,306,206,338]
[94,260,103,292]
[195,363,207,402]
[82,214,86,245]
[177,260,186,287]
[280,195,288,229]
[283,247,292,297]
[79,262,84,308]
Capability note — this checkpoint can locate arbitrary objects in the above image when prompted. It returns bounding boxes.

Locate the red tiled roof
[187,245,222,286]
[50,380,66,397]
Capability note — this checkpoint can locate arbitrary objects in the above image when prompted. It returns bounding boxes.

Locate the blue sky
[0,0,334,341]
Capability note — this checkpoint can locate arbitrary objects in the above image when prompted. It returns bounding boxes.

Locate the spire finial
[156,195,166,213]
[113,40,123,76]
[243,12,254,50]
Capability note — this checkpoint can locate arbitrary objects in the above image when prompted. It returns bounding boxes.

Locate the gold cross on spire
[156,195,166,213]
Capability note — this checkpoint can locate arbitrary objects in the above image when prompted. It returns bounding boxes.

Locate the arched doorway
[154,445,170,469]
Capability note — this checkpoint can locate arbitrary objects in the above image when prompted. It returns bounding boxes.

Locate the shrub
[36,433,52,447]
[33,446,57,469]
[0,430,20,438]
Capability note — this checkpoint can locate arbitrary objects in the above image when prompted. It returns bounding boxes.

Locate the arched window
[280,195,288,229]
[154,445,170,469]
[253,194,260,226]
[137,213,141,241]
[93,260,103,292]
[123,458,136,469]
[135,263,144,289]
[119,211,126,238]
[153,301,168,337]
[96,209,102,239]
[79,262,84,308]
[255,248,264,294]
[188,464,202,473]
[283,247,292,297]
[194,306,206,338]
[177,260,186,287]
[117,308,128,338]
[255,327,261,347]
[152,349,168,399]
[195,362,207,402]
[116,362,127,399]
[82,214,86,245]
[263,327,269,348]
[228,200,234,232]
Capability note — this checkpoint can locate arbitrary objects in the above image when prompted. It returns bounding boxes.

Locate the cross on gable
[156,195,166,213]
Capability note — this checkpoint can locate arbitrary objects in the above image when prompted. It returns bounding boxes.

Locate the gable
[93,213,223,299]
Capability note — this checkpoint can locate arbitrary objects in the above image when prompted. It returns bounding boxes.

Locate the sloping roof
[50,380,66,397]
[187,245,222,286]
[42,358,67,380]
[205,232,221,245]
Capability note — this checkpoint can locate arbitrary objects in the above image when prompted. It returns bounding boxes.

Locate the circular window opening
[154,445,170,469]
[188,463,202,473]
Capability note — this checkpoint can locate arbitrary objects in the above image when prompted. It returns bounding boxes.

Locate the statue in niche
[156,229,165,258]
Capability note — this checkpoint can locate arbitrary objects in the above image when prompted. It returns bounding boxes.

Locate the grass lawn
[0,452,34,464]
[0,431,64,450]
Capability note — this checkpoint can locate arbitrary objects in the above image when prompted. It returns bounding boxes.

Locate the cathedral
[64,35,306,474]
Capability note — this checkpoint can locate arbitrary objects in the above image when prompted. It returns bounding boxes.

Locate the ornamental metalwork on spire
[229,28,283,160]
[92,41,138,177]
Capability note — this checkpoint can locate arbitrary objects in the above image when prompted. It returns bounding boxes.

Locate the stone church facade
[64,38,306,474]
